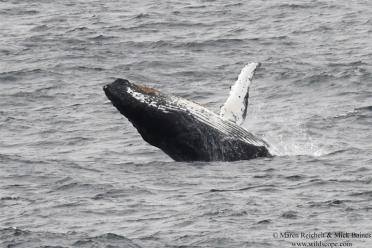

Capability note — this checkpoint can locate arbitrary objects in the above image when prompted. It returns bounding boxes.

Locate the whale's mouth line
[103,84,114,101]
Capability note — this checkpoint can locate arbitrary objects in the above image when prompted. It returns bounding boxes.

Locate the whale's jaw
[104,79,270,161]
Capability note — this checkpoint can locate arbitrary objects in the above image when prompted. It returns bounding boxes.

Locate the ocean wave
[0,227,142,248]
[121,38,248,50]
[0,8,39,16]
[119,21,213,31]
[0,69,45,82]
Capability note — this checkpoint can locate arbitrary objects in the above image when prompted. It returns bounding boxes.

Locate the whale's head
[103,78,166,121]
[104,79,189,156]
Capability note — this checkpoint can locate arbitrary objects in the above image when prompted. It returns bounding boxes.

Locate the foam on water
[265,128,329,157]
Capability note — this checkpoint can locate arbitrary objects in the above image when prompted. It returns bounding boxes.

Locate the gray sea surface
[1,0,371,247]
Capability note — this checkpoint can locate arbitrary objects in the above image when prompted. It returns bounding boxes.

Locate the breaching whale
[103,63,271,161]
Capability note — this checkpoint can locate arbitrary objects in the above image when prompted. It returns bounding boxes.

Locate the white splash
[265,132,328,157]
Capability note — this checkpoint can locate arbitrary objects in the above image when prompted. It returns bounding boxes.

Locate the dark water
[1,0,371,247]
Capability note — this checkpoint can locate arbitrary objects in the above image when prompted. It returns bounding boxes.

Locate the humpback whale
[103,63,271,161]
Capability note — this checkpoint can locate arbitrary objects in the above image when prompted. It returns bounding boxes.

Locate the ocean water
[1,0,371,247]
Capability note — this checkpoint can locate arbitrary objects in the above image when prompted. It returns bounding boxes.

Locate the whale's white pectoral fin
[220,62,260,126]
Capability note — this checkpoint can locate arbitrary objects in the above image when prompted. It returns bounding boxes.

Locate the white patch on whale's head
[103,79,170,117]
[126,87,169,112]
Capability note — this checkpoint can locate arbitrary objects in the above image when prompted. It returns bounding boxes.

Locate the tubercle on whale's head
[135,84,160,95]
